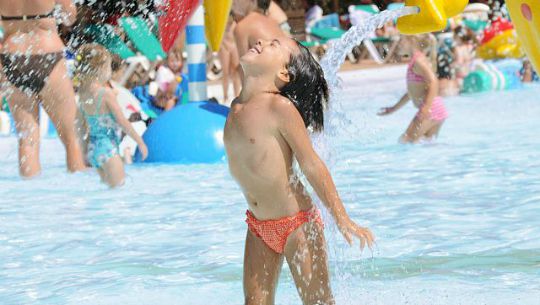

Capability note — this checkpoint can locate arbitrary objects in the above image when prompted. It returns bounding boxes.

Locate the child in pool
[224,37,374,305]
[76,44,148,187]
[379,34,448,143]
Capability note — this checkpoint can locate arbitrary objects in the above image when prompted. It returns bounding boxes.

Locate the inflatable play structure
[506,1,540,73]
[477,18,524,60]
[135,102,228,163]
[462,59,523,93]
[397,0,469,34]
[138,0,232,164]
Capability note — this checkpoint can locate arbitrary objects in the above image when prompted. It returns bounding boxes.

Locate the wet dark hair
[110,54,124,72]
[257,0,271,12]
[279,41,329,132]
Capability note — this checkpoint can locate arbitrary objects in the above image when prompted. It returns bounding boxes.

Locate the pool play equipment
[135,102,228,163]
[186,5,208,103]
[477,18,524,60]
[397,0,469,34]
[204,0,232,52]
[138,2,231,164]
[462,59,522,93]
[506,0,540,73]
[158,0,199,53]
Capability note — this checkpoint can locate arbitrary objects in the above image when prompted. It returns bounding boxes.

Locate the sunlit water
[1,66,540,304]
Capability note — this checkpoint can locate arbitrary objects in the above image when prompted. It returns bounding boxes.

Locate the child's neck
[239,75,280,103]
[79,80,105,94]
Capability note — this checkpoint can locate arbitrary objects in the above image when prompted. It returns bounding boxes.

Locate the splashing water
[312,6,420,163]
[320,6,419,90]
[311,6,419,303]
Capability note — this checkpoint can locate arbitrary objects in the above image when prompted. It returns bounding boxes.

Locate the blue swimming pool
[1,66,539,304]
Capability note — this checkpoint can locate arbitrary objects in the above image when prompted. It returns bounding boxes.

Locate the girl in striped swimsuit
[379,34,448,143]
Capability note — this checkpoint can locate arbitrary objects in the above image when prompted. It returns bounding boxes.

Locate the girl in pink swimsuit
[379,34,448,143]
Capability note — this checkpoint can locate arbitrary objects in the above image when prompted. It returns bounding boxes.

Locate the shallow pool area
[1,66,539,304]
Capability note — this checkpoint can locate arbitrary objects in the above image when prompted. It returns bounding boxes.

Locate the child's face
[241,37,298,79]
[98,58,113,83]
[167,53,183,73]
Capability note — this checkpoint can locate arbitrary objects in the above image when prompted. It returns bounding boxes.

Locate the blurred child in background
[379,34,448,143]
[76,44,148,187]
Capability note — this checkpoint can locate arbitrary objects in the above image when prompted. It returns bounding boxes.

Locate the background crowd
[0,0,537,180]
[1,0,536,116]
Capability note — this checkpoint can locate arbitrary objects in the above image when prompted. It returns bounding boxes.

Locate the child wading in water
[379,34,448,143]
[224,38,374,305]
[76,44,148,187]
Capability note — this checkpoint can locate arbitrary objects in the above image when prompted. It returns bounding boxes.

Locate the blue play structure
[134,4,229,165]
[131,73,189,118]
[135,102,229,164]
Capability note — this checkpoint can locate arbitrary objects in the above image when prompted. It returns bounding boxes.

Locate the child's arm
[103,89,148,160]
[378,93,410,116]
[272,97,375,250]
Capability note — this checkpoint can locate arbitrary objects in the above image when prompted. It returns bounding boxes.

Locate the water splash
[320,6,419,90]
[312,6,419,303]
[312,6,420,165]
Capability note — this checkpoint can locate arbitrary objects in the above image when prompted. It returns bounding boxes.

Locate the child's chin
[240,53,257,65]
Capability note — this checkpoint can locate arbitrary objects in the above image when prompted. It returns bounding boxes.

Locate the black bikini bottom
[0,52,64,95]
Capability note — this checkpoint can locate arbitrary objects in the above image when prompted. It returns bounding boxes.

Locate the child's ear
[278,67,290,83]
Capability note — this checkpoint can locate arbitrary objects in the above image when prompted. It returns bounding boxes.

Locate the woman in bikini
[0,0,86,177]
[224,37,374,305]
[218,16,242,104]
[379,34,448,143]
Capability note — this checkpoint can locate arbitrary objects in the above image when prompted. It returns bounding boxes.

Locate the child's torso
[223,97,313,220]
[79,89,120,141]
[407,53,431,108]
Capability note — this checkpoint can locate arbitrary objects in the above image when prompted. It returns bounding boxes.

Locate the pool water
[1,66,539,305]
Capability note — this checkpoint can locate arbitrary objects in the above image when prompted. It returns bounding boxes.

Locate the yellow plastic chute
[397,0,469,34]
[477,30,524,60]
[506,0,540,72]
[204,0,232,52]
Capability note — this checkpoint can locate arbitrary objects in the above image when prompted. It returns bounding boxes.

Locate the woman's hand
[337,217,375,251]
[378,106,394,116]
[138,142,149,161]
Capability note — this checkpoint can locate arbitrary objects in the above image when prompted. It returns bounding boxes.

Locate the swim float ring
[477,18,524,60]
[506,0,540,73]
[397,0,469,34]
[462,59,522,93]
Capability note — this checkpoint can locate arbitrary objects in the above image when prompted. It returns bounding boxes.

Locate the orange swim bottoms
[245,207,324,254]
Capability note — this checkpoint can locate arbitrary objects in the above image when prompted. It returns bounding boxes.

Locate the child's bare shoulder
[267,94,302,121]
[101,86,118,101]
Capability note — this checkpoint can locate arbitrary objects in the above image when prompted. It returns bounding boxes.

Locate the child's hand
[337,217,375,251]
[378,107,394,116]
[138,142,149,161]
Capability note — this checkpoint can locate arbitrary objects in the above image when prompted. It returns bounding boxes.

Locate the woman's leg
[244,230,284,305]
[230,43,242,97]
[284,221,335,305]
[7,89,41,177]
[40,59,87,173]
[219,46,231,102]
[99,155,125,188]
